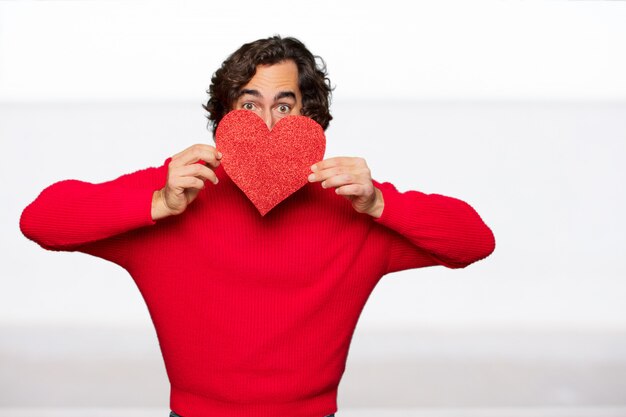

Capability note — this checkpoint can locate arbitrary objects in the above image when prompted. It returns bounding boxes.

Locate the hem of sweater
[170,385,337,417]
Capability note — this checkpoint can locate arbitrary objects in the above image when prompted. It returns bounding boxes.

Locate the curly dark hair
[204,35,333,136]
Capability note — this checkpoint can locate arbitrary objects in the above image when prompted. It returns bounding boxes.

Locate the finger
[171,144,222,168]
[334,183,366,196]
[171,144,219,161]
[170,152,221,170]
[170,176,206,192]
[312,166,373,185]
[311,156,361,172]
[308,166,349,183]
[319,174,355,189]
[172,164,218,185]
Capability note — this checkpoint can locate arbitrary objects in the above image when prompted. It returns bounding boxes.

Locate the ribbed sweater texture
[20,161,495,417]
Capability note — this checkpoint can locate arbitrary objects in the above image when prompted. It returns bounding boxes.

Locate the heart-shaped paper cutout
[215,110,326,216]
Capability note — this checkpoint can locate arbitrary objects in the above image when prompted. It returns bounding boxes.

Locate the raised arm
[20,144,222,251]
[20,165,166,251]
[374,181,495,272]
[308,156,495,272]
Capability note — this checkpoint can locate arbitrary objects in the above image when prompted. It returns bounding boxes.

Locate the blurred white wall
[2,1,626,332]
[4,100,626,333]
[1,1,626,102]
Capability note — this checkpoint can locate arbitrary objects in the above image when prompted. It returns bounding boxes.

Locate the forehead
[243,60,300,92]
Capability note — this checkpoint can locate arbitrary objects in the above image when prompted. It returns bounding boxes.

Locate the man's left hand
[308,157,384,218]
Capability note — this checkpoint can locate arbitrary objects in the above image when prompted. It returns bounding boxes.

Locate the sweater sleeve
[19,162,168,252]
[374,181,495,273]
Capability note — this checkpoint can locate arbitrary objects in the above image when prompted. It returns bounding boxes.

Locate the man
[21,36,495,417]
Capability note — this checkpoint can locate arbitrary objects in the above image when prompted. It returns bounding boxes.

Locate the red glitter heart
[215,110,326,216]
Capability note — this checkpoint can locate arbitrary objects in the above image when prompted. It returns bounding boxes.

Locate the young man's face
[233,60,303,130]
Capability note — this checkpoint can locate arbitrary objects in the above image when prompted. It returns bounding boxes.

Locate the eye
[277,104,291,114]
[242,103,255,110]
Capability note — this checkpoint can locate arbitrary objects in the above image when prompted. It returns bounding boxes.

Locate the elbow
[482,226,496,259]
[449,224,496,269]
[20,204,38,242]
[19,204,52,250]
[19,199,69,251]
[19,180,84,251]
[468,225,496,266]
[434,221,495,269]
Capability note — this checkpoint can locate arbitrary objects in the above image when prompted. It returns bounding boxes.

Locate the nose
[263,112,278,130]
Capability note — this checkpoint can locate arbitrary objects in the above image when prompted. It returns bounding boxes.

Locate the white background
[3,1,626,411]
[2,1,626,102]
[2,0,626,332]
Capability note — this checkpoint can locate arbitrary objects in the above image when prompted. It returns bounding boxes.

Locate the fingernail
[217,152,223,159]
[308,174,315,182]
[311,164,318,172]
[214,177,219,184]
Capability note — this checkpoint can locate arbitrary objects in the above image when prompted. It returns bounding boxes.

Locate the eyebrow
[239,89,296,101]
[239,89,261,98]
[275,91,296,101]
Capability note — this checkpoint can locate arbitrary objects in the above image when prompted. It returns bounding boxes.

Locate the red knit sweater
[20,161,494,417]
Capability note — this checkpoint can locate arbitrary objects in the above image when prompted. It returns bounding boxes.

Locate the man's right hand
[151,144,222,220]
